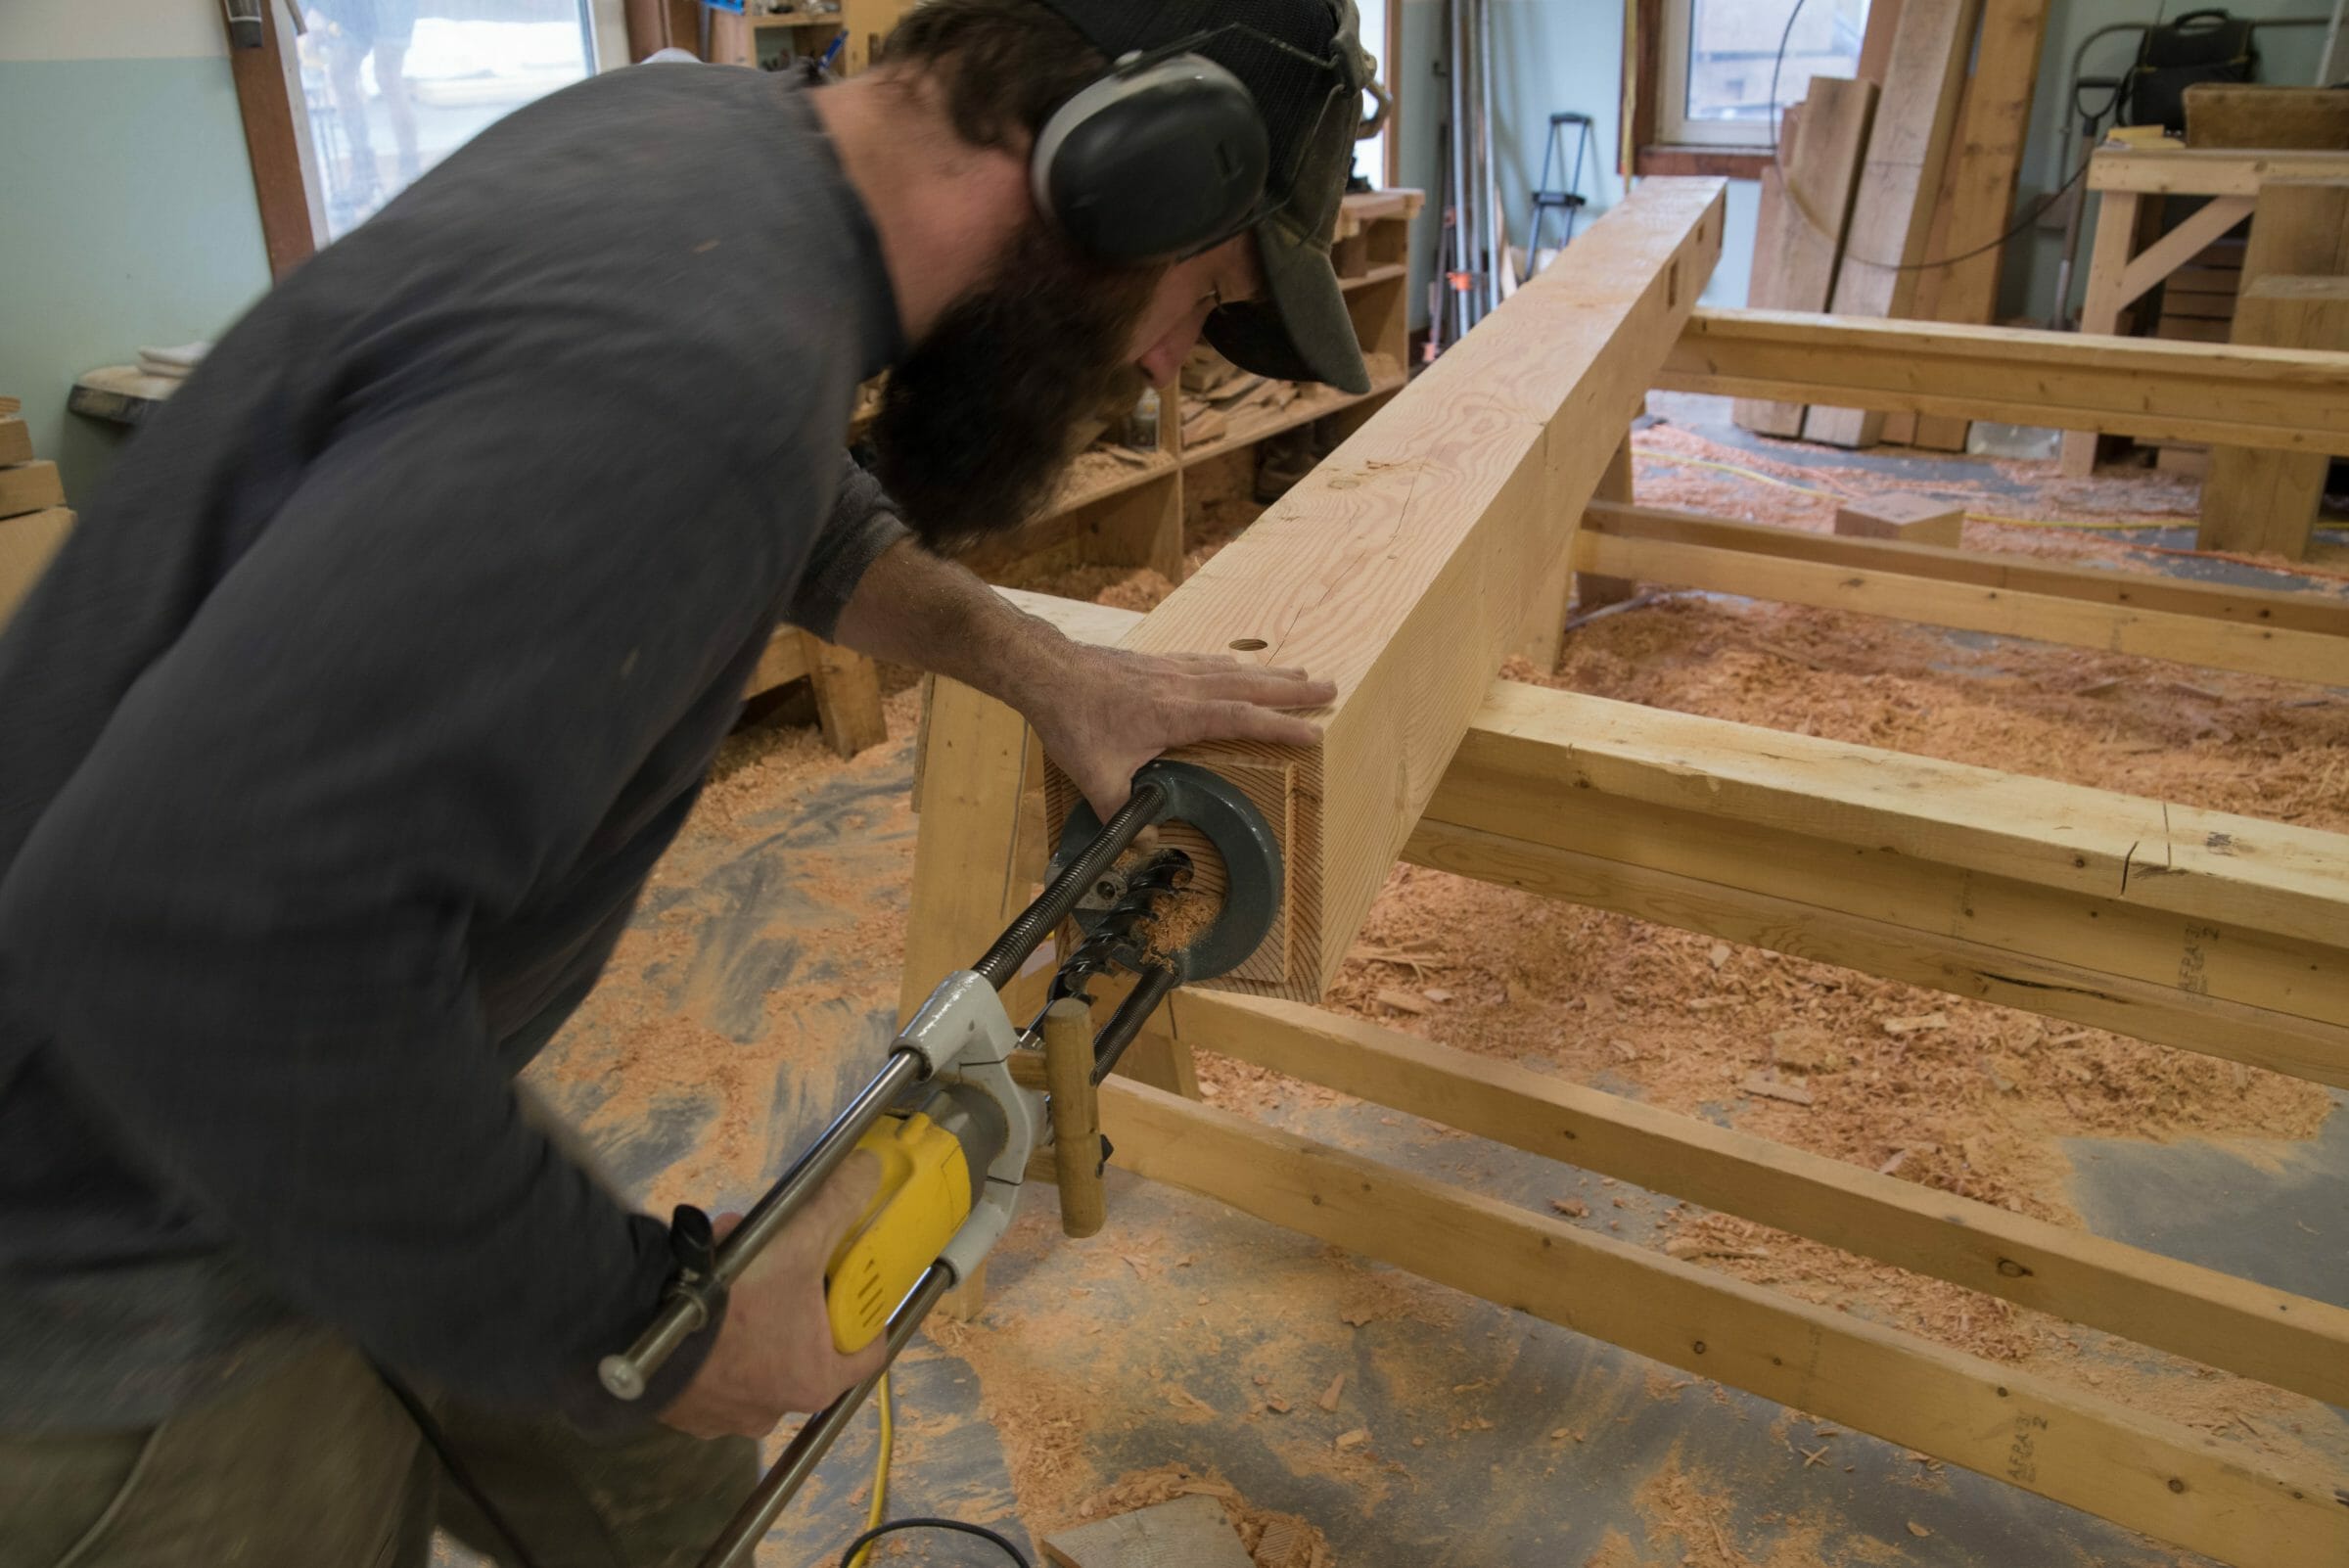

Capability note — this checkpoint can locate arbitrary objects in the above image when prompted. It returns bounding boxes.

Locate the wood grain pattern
[1806,0,1982,446]
[2090,149,2349,197]
[1440,678,2349,955]
[1152,988,2349,1409]
[0,462,67,521]
[0,507,73,631]
[1905,0,2050,449]
[1664,307,2349,453]
[1403,814,2349,1090]
[1058,180,1726,1000]
[1100,1080,2349,1568]
[989,589,2349,1076]
[2236,180,2349,281]
[1579,501,2349,684]
[1735,79,1877,437]
[2201,277,2349,561]
[2186,84,2349,151]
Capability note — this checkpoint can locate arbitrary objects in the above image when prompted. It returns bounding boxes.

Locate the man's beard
[870,223,1161,556]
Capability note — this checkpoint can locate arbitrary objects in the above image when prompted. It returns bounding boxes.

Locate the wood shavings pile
[1063,1464,1333,1568]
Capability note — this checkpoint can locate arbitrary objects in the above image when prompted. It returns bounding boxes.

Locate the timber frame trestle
[898,182,2349,1565]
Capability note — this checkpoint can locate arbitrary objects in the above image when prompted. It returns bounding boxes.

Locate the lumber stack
[0,397,74,630]
[1879,0,2050,449]
[1734,80,1876,437]
[1802,0,1982,447]
[1736,0,2046,451]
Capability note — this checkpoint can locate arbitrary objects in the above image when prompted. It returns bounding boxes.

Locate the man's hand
[1030,643,1335,817]
[659,1152,887,1439]
[829,539,1336,814]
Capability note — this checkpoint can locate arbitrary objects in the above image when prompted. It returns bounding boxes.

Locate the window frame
[227,0,630,278]
[1624,0,1789,181]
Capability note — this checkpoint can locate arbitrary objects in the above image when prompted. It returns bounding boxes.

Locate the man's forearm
[829,536,1066,710]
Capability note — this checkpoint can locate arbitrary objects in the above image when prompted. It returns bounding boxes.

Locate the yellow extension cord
[845,1372,893,1568]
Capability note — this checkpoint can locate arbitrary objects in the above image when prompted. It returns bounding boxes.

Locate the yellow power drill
[597,760,1283,1568]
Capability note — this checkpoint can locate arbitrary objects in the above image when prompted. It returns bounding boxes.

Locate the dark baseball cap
[1034,0,1376,395]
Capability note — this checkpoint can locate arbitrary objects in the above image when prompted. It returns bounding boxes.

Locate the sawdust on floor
[538,413,2348,1560]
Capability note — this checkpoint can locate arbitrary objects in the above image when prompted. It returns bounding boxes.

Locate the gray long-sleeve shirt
[0,62,907,1430]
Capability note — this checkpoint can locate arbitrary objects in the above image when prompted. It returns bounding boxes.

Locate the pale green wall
[0,41,271,504]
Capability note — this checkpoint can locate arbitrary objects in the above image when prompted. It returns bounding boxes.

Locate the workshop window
[293,1,604,239]
[227,0,626,273]
[1629,0,1870,178]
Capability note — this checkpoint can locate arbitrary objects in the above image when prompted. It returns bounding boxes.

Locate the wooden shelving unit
[704,0,911,75]
[971,188,1424,588]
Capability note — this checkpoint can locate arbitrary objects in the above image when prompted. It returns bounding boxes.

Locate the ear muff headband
[1030,51,1269,264]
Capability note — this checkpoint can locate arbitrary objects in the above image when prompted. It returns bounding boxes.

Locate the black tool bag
[2128,10,2258,131]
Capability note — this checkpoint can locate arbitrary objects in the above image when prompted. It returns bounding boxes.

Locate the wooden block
[2089,148,2349,198]
[0,418,30,467]
[2186,84,2349,152]
[1043,1495,1252,1568]
[2237,178,2349,283]
[0,507,74,630]
[1806,0,1983,448]
[1833,492,1965,546]
[1735,79,1877,438]
[805,638,886,760]
[2154,443,2210,479]
[2200,276,2349,561]
[1058,181,1727,1001]
[0,460,66,521]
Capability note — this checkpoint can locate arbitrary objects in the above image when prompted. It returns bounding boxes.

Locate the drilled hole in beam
[1229,638,1269,652]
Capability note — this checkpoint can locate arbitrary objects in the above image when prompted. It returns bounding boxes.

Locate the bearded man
[0,1,1376,1562]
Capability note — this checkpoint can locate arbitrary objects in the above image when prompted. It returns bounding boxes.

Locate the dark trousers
[0,1336,756,1568]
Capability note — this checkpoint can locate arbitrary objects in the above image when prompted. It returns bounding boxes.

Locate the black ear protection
[1030,46,1271,265]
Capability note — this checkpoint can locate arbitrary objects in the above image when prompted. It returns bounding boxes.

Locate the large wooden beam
[1005,591,2349,1084]
[1150,989,2349,1410]
[1060,180,1727,999]
[1403,816,2349,1091]
[1099,1079,2349,1568]
[1576,502,2349,685]
[1660,307,2349,454]
[2089,148,2349,198]
[1442,680,2349,950]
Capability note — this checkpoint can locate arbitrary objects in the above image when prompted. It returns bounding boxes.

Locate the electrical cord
[843,1373,893,1568]
[376,1364,556,1568]
[834,1518,1034,1567]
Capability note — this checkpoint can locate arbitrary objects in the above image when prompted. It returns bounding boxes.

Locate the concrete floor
[530,421,2349,1567]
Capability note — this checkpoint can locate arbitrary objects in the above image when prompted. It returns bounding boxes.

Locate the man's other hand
[659,1152,887,1438]
[1032,644,1336,819]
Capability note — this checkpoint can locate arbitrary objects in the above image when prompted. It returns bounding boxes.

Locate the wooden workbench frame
[897,282,2349,1566]
[2055,148,2349,478]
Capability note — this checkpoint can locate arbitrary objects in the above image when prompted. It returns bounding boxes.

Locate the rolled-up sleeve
[784,451,909,640]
